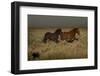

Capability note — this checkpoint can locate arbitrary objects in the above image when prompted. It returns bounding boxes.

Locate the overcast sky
[28,15,87,28]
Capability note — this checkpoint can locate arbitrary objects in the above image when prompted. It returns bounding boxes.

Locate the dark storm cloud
[28,15,87,28]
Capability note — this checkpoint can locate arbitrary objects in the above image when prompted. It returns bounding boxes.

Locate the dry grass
[28,27,88,61]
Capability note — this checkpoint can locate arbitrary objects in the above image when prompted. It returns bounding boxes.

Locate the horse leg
[75,33,80,40]
[67,38,74,43]
[55,39,59,43]
[67,40,73,43]
[75,38,79,40]
[74,36,79,41]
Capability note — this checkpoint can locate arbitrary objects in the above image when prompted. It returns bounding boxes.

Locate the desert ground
[28,27,88,61]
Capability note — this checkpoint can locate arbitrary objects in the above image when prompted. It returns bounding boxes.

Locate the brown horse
[60,28,80,42]
[43,28,62,43]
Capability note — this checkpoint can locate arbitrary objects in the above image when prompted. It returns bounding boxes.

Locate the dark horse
[43,28,62,43]
[60,28,80,42]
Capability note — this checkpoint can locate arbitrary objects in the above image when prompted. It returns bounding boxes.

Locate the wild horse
[60,28,80,42]
[43,28,62,43]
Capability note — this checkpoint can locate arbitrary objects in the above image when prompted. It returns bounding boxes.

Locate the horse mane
[54,28,62,34]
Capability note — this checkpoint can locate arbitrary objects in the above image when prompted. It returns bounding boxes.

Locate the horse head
[54,28,62,35]
[73,28,80,36]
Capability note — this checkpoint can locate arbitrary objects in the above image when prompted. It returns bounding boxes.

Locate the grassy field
[28,27,88,61]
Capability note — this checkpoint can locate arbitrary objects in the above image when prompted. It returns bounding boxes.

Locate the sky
[28,15,87,28]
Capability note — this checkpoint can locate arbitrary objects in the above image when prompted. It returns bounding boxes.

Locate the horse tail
[43,32,51,43]
[43,33,49,43]
[43,36,47,43]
